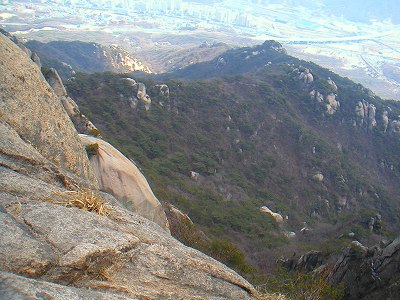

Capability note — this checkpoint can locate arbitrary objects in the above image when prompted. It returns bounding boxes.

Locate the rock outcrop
[310,90,324,104]
[299,68,314,84]
[327,78,338,93]
[31,52,41,68]
[294,251,324,272]
[383,111,389,132]
[0,33,96,185]
[0,32,258,299]
[25,39,152,75]
[110,44,152,73]
[123,78,152,111]
[313,172,324,182]
[309,89,340,116]
[80,134,169,231]
[355,100,377,130]
[353,101,400,134]
[329,239,400,300]
[390,117,400,133]
[43,68,98,134]
[325,93,340,115]
[293,65,342,116]
[281,250,324,272]
[262,40,287,54]
[368,213,382,233]
[260,206,284,223]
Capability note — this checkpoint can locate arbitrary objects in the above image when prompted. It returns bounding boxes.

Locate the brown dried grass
[54,189,112,216]
[256,292,287,300]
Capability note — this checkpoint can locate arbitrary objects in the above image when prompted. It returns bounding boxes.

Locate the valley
[64,41,400,297]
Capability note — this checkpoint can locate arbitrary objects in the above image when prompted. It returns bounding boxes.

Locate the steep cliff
[0,33,96,185]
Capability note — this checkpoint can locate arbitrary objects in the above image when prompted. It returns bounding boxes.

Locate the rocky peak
[262,40,287,54]
[25,39,152,75]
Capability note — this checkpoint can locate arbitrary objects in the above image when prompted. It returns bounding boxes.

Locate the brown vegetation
[53,189,112,216]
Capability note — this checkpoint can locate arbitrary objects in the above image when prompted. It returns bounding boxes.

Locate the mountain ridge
[25,39,152,78]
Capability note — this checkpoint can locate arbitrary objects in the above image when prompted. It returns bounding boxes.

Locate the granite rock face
[0,171,256,299]
[80,134,170,231]
[329,239,400,300]
[0,33,96,184]
[43,68,98,134]
[0,271,131,300]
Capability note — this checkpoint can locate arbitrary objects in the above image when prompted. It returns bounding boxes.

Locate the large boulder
[354,100,377,130]
[80,135,169,231]
[294,251,324,272]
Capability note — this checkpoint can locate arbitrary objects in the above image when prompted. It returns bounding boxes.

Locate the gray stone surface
[329,239,400,300]
[0,271,133,300]
[44,68,99,134]
[0,33,96,184]
[0,121,93,189]
[0,169,256,299]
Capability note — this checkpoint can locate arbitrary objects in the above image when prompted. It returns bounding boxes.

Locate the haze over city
[1,0,399,99]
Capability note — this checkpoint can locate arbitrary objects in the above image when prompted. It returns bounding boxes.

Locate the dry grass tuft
[256,292,287,300]
[257,294,287,300]
[54,189,113,216]
[255,286,287,300]
[93,268,112,281]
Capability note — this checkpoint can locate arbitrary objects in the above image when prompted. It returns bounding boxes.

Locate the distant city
[2,0,399,42]
[1,0,271,30]
[1,0,399,99]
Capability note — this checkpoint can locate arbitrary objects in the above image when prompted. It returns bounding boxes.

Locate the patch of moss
[85,143,99,157]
